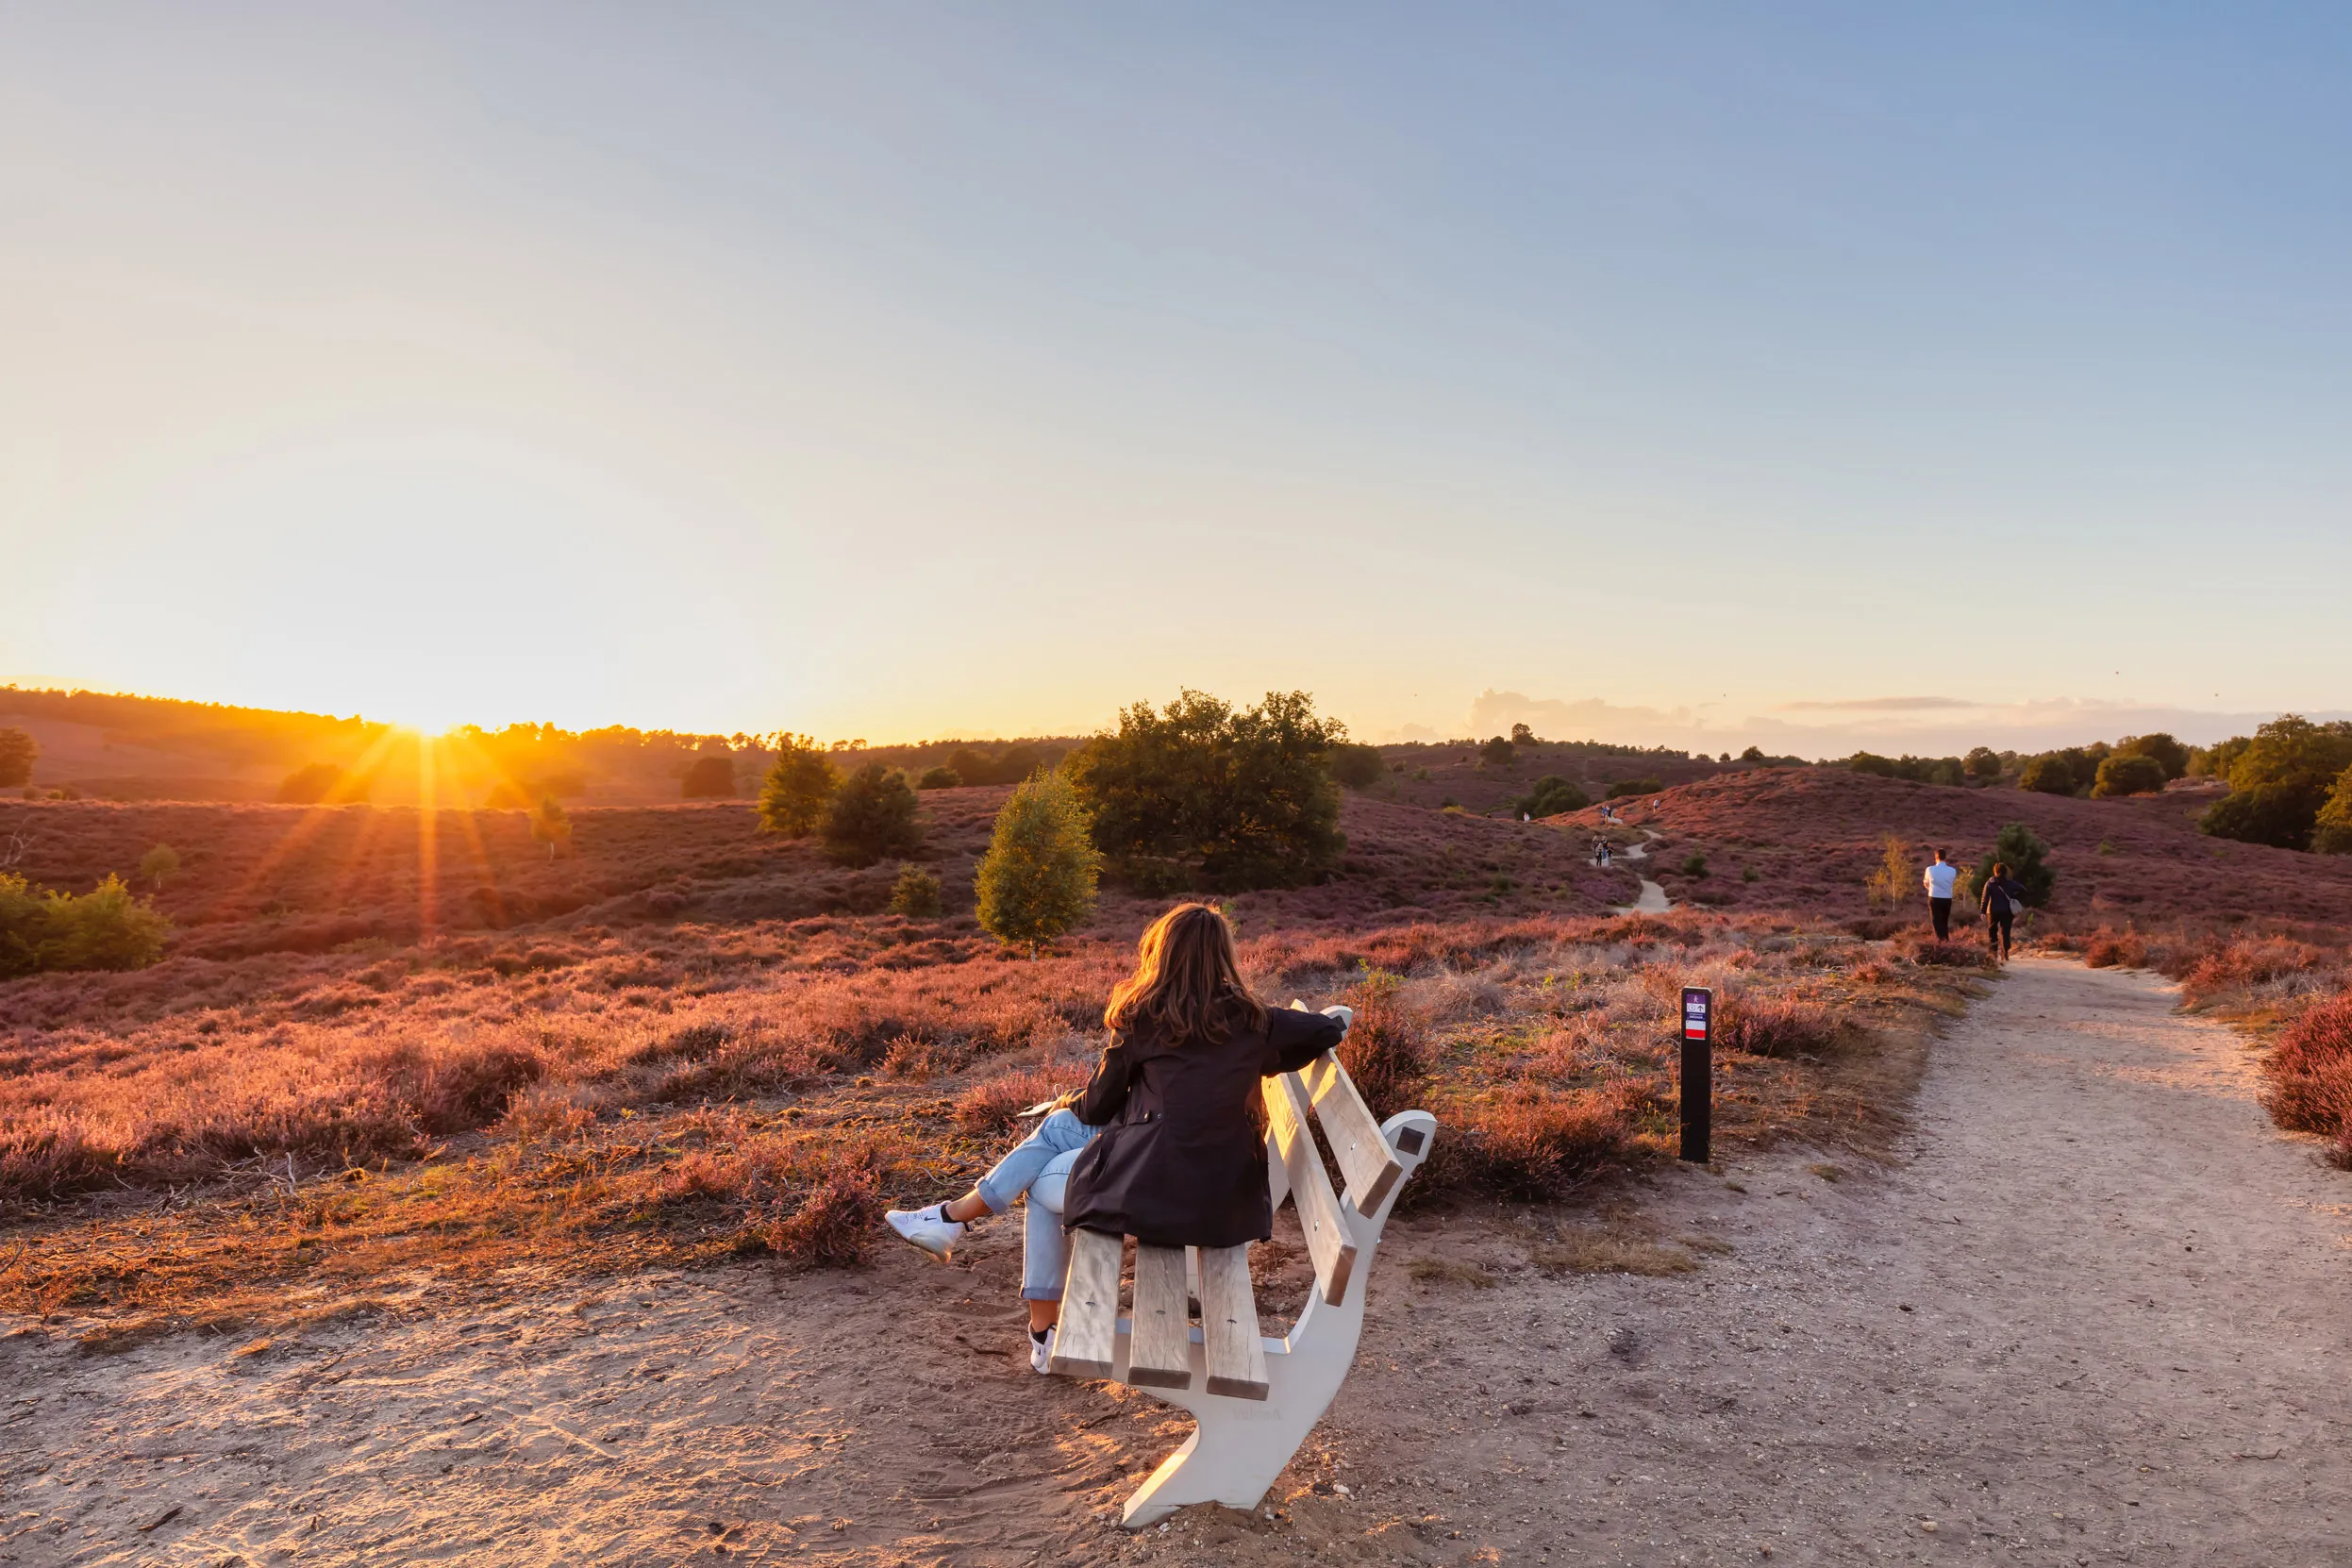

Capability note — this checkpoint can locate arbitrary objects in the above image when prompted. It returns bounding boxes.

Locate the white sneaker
[1029,1327,1057,1376]
[884,1204,965,1262]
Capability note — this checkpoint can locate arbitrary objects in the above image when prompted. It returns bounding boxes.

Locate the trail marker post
[1678,986,1712,1163]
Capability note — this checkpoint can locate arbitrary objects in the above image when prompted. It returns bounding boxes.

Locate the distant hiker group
[1590,835,1612,868]
[1921,847,2028,961]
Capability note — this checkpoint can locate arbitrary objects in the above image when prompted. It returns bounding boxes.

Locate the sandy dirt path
[6,959,2349,1566]
[1612,831,1672,914]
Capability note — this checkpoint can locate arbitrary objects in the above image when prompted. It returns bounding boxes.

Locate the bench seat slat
[1197,1243,1269,1400]
[1049,1226,1123,1378]
[1266,1070,1359,1307]
[1299,1052,1405,1215]
[1126,1243,1193,1389]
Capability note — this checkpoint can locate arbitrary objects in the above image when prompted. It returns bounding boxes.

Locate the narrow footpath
[1310,957,2352,1565]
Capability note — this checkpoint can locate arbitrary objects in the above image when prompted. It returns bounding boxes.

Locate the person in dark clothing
[883,903,1349,1374]
[1980,860,2027,961]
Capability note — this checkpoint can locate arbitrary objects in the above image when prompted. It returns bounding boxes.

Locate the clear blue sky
[4,4,2346,752]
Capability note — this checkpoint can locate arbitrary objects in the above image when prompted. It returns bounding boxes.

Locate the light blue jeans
[975,1109,1099,1302]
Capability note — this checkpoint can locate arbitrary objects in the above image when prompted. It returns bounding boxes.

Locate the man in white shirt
[1922,849,1959,941]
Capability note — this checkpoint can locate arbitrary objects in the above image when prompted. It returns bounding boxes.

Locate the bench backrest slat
[1297,1052,1406,1216]
[1126,1243,1193,1390]
[1265,1069,1359,1307]
[1197,1243,1269,1400]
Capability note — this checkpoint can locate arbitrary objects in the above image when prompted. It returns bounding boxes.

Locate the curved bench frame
[1048,1012,1438,1528]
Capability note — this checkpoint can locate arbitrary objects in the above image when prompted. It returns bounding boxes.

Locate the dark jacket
[1062,1004,1343,1249]
[1981,876,2027,916]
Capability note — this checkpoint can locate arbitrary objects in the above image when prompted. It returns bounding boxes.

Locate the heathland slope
[1557,766,2352,927]
[0,789,1632,963]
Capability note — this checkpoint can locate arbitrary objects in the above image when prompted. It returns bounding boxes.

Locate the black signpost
[1679,986,1712,1164]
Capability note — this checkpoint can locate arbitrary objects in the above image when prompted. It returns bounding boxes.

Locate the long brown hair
[1104,903,1269,1045]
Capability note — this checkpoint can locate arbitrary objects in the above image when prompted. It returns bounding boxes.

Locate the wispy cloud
[1774,696,1979,712]
[1393,689,2349,759]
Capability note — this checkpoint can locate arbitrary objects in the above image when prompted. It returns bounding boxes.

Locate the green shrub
[976,768,1101,951]
[2092,753,2167,798]
[2202,784,2328,851]
[0,872,172,976]
[2313,766,2352,856]
[680,755,736,798]
[888,864,942,916]
[1478,736,1517,768]
[2019,755,2078,795]
[1605,777,1661,800]
[1965,746,2003,780]
[944,744,1049,788]
[1678,852,1709,878]
[757,733,839,838]
[0,727,35,789]
[2115,731,2190,780]
[820,764,924,867]
[1066,689,1344,891]
[1973,823,2056,908]
[916,765,961,790]
[1330,742,1387,790]
[1513,776,1589,819]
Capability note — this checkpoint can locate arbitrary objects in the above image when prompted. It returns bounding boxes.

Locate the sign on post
[1678,986,1711,1164]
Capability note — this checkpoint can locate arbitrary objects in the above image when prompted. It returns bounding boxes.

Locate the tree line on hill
[1837,717,2352,855]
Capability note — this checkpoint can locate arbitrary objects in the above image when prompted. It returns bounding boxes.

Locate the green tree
[2115,732,2190,780]
[530,796,571,859]
[0,727,35,789]
[1964,746,2002,780]
[1974,823,2056,908]
[2190,737,2250,778]
[1510,723,1537,746]
[2311,764,2352,856]
[2092,753,2167,798]
[916,765,962,790]
[1330,742,1387,790]
[1066,689,1345,891]
[2199,715,2352,851]
[976,769,1102,951]
[680,755,736,799]
[820,764,925,867]
[2019,754,2077,795]
[138,843,181,890]
[1513,776,1589,818]
[1479,735,1517,767]
[889,863,943,916]
[757,733,839,838]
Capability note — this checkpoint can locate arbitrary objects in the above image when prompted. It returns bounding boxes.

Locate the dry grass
[1526,1228,1700,1277]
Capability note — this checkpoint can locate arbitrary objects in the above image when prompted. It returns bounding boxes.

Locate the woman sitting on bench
[886,902,1349,1374]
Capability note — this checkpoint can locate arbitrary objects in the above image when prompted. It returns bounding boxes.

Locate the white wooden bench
[1048,1004,1439,1528]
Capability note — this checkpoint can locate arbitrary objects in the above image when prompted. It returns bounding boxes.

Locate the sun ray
[201,723,412,926]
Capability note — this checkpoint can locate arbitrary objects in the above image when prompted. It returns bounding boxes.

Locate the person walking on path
[1922,848,1959,941]
[1980,860,2027,962]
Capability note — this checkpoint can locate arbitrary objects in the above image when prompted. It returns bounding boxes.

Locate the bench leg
[1119,1398,1324,1528]
[1116,1303,1358,1528]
